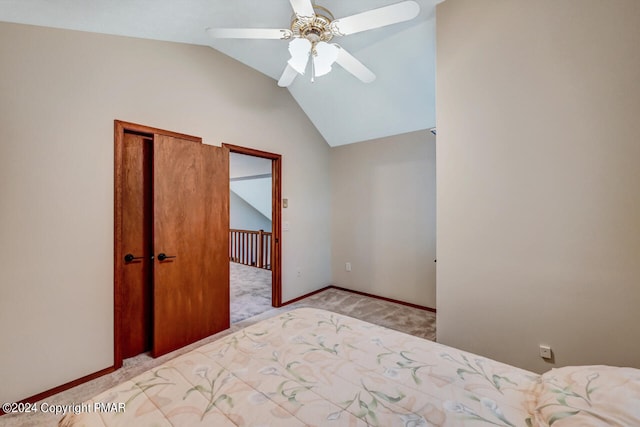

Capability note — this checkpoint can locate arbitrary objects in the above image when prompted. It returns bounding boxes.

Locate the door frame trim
[113,120,202,369]
[223,143,283,308]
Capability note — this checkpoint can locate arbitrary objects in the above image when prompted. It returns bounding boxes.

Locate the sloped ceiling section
[0,0,438,146]
[230,153,272,220]
[231,180,273,221]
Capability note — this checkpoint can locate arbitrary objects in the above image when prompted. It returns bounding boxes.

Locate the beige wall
[436,0,640,373]
[0,22,331,402]
[330,131,436,308]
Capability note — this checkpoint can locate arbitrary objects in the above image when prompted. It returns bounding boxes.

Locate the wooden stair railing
[229,229,272,270]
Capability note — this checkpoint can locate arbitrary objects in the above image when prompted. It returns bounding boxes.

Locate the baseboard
[280,285,436,313]
[328,285,437,313]
[1,365,116,416]
[280,285,332,306]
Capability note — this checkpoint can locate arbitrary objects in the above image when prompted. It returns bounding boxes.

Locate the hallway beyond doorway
[230,262,271,323]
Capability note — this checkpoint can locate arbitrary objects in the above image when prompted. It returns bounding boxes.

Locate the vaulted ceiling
[0,0,439,146]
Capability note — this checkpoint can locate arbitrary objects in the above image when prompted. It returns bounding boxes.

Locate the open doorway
[224,144,282,323]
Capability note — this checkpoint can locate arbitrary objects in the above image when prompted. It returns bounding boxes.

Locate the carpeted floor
[3,287,436,427]
[230,262,272,324]
[229,263,436,340]
[287,287,436,340]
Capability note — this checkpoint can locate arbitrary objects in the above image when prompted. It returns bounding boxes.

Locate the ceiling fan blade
[289,0,315,18]
[335,46,376,83]
[331,1,420,36]
[278,64,299,87]
[206,28,292,39]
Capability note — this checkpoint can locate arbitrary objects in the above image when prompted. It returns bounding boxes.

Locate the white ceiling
[230,152,272,179]
[0,0,438,146]
[230,153,273,220]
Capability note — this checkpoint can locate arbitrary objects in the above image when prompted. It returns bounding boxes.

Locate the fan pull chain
[311,46,316,83]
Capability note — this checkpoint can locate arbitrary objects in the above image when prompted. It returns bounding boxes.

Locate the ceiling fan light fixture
[287,38,312,75]
[313,42,339,77]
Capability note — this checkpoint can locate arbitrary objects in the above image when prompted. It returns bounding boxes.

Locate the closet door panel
[152,135,229,357]
[121,133,153,358]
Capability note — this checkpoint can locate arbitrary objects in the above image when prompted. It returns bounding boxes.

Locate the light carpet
[230,262,272,324]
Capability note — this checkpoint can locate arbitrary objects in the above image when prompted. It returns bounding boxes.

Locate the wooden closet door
[121,133,153,358]
[152,135,230,357]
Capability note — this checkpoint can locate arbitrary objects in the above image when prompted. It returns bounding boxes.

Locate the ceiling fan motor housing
[291,5,334,43]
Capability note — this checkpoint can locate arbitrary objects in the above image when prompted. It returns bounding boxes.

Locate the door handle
[124,253,145,262]
[157,253,176,261]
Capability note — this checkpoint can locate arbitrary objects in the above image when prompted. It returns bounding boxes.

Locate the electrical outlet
[296,268,301,277]
[539,345,552,359]
[345,262,351,272]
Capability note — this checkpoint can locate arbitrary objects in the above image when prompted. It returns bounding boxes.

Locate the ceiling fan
[206,0,420,87]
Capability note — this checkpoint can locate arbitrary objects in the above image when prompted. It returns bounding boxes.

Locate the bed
[59,307,640,426]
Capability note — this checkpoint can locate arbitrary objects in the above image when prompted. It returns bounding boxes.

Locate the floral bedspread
[59,308,640,426]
